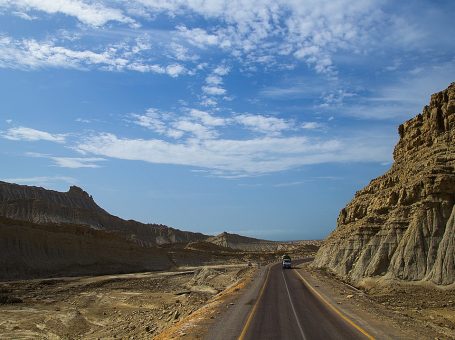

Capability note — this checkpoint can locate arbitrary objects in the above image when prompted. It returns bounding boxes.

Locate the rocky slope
[313,82,455,285]
[0,216,173,280]
[0,181,207,246]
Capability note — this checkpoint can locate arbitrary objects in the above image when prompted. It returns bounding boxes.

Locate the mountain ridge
[0,180,207,246]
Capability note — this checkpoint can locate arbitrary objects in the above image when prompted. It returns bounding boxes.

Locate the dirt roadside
[298,260,455,339]
[0,264,253,339]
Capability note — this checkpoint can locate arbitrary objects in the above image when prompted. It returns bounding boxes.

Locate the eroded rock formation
[313,83,455,285]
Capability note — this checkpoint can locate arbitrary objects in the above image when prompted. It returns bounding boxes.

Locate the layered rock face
[313,83,455,285]
[0,217,173,280]
[0,181,207,246]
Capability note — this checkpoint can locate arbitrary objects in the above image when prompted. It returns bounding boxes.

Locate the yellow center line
[238,265,271,340]
[293,269,375,340]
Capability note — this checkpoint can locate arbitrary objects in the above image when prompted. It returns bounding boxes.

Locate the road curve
[239,261,372,340]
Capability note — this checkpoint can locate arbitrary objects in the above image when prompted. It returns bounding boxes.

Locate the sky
[0,0,454,241]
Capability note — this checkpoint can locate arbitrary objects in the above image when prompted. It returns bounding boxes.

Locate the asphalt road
[238,261,372,340]
[206,260,375,340]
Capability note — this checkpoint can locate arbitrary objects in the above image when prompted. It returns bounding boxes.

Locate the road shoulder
[154,264,269,340]
[294,261,438,339]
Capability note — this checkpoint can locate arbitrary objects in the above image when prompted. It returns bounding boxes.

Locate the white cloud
[75,130,391,177]
[51,156,106,168]
[235,114,292,136]
[0,35,186,77]
[131,107,226,139]
[131,108,168,134]
[2,126,66,143]
[202,85,226,95]
[201,64,230,97]
[176,26,219,48]
[189,109,226,126]
[133,1,386,75]
[213,65,230,76]
[320,89,357,108]
[301,122,324,130]
[132,107,298,140]
[205,74,222,85]
[169,42,199,62]
[0,0,135,26]
[11,11,36,20]
[172,120,217,139]
[25,152,106,168]
[75,118,91,123]
[165,63,186,77]
[0,1,450,79]
[200,97,217,107]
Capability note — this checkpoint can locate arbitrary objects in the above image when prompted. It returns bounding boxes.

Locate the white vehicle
[282,258,292,269]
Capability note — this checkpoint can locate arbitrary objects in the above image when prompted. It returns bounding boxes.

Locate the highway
[239,261,372,340]
[207,260,374,340]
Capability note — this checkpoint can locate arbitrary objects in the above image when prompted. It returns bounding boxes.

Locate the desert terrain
[0,242,320,339]
[0,264,255,339]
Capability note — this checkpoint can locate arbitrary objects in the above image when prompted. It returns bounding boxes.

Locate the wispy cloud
[201,65,230,100]
[2,126,66,143]
[0,35,186,77]
[131,107,222,139]
[26,152,106,168]
[1,0,135,26]
[1,176,76,187]
[273,181,306,188]
[177,26,220,48]
[75,129,392,177]
[234,114,292,136]
[0,0,451,81]
[301,122,325,130]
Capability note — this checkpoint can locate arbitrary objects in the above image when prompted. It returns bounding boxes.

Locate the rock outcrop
[0,181,207,246]
[313,83,455,285]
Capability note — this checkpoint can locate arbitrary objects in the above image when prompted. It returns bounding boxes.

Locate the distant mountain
[313,82,455,286]
[0,181,208,246]
[207,231,320,252]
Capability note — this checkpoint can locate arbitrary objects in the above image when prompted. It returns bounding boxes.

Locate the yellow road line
[293,269,375,340]
[238,265,271,340]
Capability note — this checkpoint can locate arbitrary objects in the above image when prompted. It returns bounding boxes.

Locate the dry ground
[0,264,254,339]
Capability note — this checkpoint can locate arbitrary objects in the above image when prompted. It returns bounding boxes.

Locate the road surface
[207,260,374,340]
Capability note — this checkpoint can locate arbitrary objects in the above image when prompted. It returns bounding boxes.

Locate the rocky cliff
[313,83,455,285]
[0,181,207,246]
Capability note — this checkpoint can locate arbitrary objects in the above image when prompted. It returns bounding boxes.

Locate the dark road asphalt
[239,261,372,340]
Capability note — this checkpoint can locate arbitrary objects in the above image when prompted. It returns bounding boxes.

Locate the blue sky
[0,0,454,240]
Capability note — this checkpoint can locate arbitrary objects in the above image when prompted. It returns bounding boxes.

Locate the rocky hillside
[313,83,455,285]
[0,181,207,246]
[0,216,173,280]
